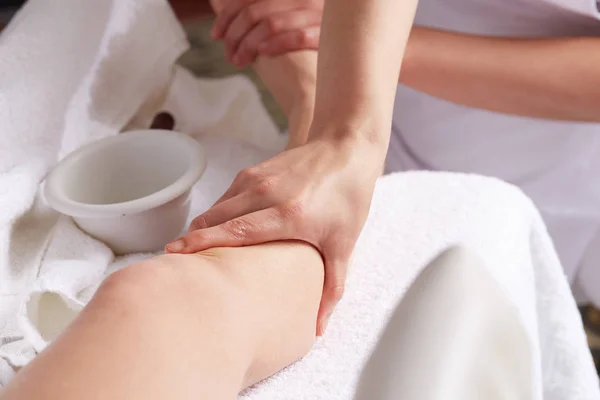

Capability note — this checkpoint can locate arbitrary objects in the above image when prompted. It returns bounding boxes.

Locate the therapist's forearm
[402,27,600,122]
[209,0,318,148]
[310,0,418,153]
[253,52,317,148]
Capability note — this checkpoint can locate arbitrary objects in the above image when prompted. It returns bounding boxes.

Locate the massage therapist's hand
[211,0,322,67]
[166,137,382,335]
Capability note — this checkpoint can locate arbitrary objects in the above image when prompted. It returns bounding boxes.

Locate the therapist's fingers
[166,208,293,253]
[233,10,322,66]
[213,184,241,207]
[188,193,270,230]
[211,0,258,39]
[221,1,275,62]
[316,246,350,336]
[219,1,314,62]
[188,162,279,232]
[211,168,256,206]
[257,26,320,56]
[186,183,246,232]
[217,0,278,52]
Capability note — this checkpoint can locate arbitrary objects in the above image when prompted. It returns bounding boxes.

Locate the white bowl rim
[43,130,207,219]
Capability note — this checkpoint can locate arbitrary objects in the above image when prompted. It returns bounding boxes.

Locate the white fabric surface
[0,0,280,383]
[241,172,600,400]
[352,246,535,400]
[0,0,186,378]
[0,1,597,399]
[385,0,600,307]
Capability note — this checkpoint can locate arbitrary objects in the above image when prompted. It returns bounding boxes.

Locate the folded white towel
[241,171,600,400]
[0,1,597,399]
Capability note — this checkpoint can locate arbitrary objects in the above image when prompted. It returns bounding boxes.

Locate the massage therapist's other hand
[211,0,322,67]
[166,137,381,335]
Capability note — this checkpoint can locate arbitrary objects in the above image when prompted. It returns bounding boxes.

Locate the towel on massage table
[0,1,597,399]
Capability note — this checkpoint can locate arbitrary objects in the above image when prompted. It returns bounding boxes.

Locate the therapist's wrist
[309,111,392,153]
[306,119,391,170]
[309,86,395,152]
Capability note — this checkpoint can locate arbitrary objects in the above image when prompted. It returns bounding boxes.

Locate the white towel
[241,172,600,400]
[0,0,282,382]
[0,1,597,399]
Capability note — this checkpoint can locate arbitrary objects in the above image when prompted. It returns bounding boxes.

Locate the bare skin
[169,0,417,337]
[212,0,600,123]
[0,242,323,399]
[0,0,408,397]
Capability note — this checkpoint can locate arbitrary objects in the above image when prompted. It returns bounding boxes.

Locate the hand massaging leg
[353,246,533,400]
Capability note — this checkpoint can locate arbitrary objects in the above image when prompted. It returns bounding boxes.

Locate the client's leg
[0,242,323,400]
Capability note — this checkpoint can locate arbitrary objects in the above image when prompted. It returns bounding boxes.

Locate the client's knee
[96,252,251,339]
[102,253,226,296]
[95,245,321,387]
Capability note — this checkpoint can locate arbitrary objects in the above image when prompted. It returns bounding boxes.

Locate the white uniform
[386,0,600,305]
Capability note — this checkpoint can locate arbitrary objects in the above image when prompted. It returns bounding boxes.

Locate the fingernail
[166,239,185,253]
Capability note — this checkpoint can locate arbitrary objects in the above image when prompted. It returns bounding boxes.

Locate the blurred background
[0,0,287,131]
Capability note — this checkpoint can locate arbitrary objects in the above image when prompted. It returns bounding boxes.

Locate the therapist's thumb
[316,256,349,336]
[165,208,290,254]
